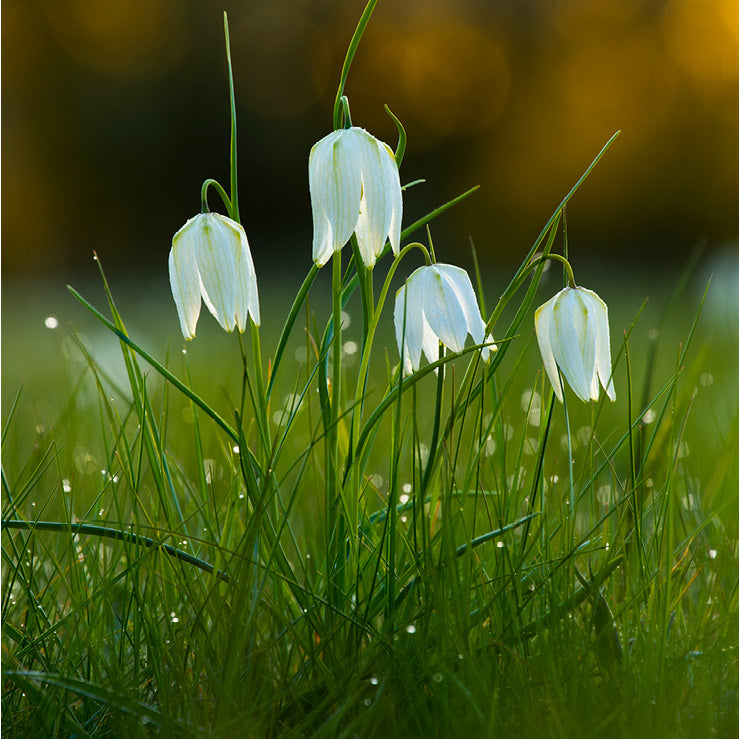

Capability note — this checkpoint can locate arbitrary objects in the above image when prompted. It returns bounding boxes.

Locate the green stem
[200,178,232,215]
[2,520,230,582]
[332,0,378,130]
[223,13,240,222]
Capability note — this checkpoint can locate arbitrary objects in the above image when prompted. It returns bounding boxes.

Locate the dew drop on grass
[643,409,656,424]
[401,516,408,523]
[405,624,417,634]
[239,493,245,499]
[363,698,372,707]
[432,673,443,683]
[343,340,358,356]
[232,445,240,453]
[170,612,179,624]
[708,549,717,559]
[44,316,58,329]
[399,494,410,504]
[496,541,504,548]
[402,483,412,493]
[370,676,379,686]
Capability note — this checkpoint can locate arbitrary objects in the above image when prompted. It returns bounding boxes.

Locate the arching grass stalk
[332,0,378,130]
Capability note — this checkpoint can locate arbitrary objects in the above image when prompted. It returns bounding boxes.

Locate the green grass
[2,252,738,738]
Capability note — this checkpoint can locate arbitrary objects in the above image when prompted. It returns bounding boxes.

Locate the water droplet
[405,624,417,634]
[401,516,408,523]
[44,316,59,329]
[402,483,412,493]
[496,540,504,548]
[368,474,384,490]
[363,698,372,707]
[399,494,410,504]
[232,445,240,454]
[370,676,379,686]
[432,673,443,683]
[343,340,358,356]
[238,493,245,499]
[643,409,656,424]
[708,549,717,559]
[98,509,104,516]
[170,612,179,624]
[700,373,714,387]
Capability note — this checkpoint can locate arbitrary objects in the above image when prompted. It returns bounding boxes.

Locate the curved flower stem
[200,178,232,214]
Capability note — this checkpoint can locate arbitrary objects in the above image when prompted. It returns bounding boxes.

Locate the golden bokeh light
[42,0,185,79]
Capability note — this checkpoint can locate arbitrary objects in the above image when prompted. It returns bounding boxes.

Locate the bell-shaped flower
[168,212,260,340]
[309,126,402,268]
[394,263,493,373]
[534,286,616,403]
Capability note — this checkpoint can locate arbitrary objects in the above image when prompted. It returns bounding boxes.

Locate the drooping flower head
[534,286,615,403]
[169,212,260,340]
[394,263,494,373]
[309,126,402,268]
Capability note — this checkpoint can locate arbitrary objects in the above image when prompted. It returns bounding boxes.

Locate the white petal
[395,282,420,372]
[420,311,441,369]
[534,295,564,402]
[169,224,202,340]
[353,130,393,267]
[380,142,403,256]
[309,130,362,265]
[195,214,241,332]
[436,264,486,346]
[418,266,469,354]
[583,288,616,401]
[550,288,596,402]
[234,227,260,329]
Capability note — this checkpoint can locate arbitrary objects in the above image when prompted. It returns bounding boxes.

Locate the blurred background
[3,0,739,282]
[2,0,738,495]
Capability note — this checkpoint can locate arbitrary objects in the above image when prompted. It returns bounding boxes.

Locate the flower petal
[233,226,261,329]
[534,294,564,402]
[437,264,486,346]
[169,222,202,340]
[584,288,616,401]
[550,288,595,402]
[394,282,424,372]
[380,142,403,256]
[354,130,393,267]
[418,266,469,354]
[195,214,240,332]
[309,129,362,265]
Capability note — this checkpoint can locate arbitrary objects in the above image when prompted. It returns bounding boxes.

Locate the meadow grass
[2,249,737,738]
[3,3,738,737]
